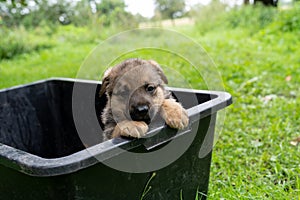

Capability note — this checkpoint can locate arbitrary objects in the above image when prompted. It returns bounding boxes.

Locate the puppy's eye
[146,85,156,93]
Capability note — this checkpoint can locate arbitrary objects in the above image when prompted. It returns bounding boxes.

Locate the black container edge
[0,78,232,177]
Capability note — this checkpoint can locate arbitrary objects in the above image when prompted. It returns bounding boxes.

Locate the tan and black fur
[100,58,189,140]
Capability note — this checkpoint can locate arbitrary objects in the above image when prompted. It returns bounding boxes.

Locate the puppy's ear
[148,60,168,84]
[99,67,112,97]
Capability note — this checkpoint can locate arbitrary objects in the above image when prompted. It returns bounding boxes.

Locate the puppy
[100,58,189,140]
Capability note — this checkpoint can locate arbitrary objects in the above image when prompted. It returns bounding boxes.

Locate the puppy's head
[100,58,168,123]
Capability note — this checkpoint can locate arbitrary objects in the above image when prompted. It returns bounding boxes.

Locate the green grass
[0,40,92,88]
[196,30,300,200]
[1,5,300,200]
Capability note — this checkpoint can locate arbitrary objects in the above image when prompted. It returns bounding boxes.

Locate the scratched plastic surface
[0,81,86,158]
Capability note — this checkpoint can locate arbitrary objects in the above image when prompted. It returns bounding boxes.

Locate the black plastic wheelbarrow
[0,78,232,200]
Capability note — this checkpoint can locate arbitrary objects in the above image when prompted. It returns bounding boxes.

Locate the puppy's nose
[136,105,149,114]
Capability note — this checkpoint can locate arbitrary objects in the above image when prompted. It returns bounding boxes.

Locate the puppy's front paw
[161,99,189,130]
[112,120,148,138]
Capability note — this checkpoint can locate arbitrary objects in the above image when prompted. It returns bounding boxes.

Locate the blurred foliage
[254,0,278,6]
[1,0,300,60]
[154,0,186,20]
[0,0,138,28]
[0,0,74,27]
[0,0,140,60]
[0,25,54,59]
[91,0,137,28]
[189,1,227,35]
[190,1,300,35]
[275,3,300,32]
[226,4,278,32]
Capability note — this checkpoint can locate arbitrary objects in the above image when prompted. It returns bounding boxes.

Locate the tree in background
[94,0,133,27]
[154,0,186,20]
[254,0,278,6]
[0,0,75,27]
[244,0,278,6]
[0,0,137,28]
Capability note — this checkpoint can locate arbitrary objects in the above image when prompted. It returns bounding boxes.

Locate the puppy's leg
[103,123,117,141]
[160,99,189,129]
[112,120,148,138]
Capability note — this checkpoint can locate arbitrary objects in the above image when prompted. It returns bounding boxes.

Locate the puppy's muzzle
[130,104,151,123]
[136,105,149,115]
